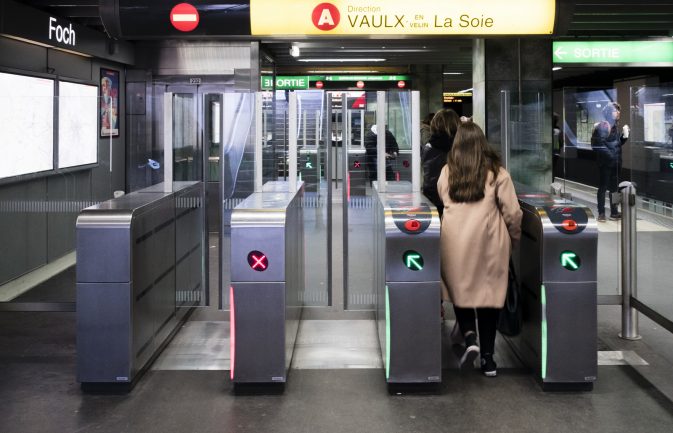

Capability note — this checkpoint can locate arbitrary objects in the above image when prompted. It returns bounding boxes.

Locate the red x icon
[247,250,268,271]
[353,160,361,168]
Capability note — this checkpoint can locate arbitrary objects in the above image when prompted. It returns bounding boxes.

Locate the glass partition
[0,84,101,310]
[502,90,552,191]
[557,87,620,299]
[628,83,673,323]
[296,90,328,306]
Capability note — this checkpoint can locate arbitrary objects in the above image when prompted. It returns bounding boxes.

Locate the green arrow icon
[403,250,424,271]
[669,162,673,169]
[560,251,580,271]
[306,160,313,169]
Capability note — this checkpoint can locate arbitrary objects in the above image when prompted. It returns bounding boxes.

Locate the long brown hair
[447,122,502,203]
[430,108,460,138]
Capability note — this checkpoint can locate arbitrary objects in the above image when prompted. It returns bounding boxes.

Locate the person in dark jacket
[591,102,629,221]
[364,125,399,183]
[422,109,461,216]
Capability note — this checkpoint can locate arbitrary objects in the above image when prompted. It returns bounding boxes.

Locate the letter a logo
[312,3,340,31]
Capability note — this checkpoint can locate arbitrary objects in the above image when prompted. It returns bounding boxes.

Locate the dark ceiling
[11,0,673,74]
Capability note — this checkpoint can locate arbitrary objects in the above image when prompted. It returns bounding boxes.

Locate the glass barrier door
[628,84,673,325]
[557,87,621,301]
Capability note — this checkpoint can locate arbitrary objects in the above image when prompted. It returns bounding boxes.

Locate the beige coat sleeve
[495,168,523,245]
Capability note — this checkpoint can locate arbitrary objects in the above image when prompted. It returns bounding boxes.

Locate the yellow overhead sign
[250,0,555,36]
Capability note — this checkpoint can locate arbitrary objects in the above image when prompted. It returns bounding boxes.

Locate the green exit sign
[553,41,673,65]
[403,250,424,271]
[261,76,309,90]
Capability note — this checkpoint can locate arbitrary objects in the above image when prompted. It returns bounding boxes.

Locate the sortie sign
[553,41,673,65]
[170,3,200,32]
[250,0,555,36]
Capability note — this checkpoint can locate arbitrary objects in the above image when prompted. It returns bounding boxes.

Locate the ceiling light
[457,87,473,93]
[552,66,563,71]
[289,44,300,57]
[443,72,464,75]
[298,58,386,62]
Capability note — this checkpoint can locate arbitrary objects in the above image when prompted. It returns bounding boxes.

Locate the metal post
[618,181,641,340]
[254,92,263,192]
[163,92,173,193]
[500,90,510,170]
[376,91,386,192]
[288,91,298,192]
[411,91,421,193]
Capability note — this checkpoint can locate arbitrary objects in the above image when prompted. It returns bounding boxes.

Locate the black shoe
[481,354,497,377]
[609,212,622,220]
[597,214,606,222]
[459,332,480,368]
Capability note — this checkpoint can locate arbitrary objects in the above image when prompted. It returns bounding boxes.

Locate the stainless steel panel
[231,281,286,383]
[386,282,441,383]
[77,282,132,383]
[545,281,597,384]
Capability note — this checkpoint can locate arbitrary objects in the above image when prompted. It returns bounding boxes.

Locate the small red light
[356,80,365,89]
[353,160,361,168]
[402,160,410,168]
[315,81,324,89]
[562,219,578,231]
[397,80,406,88]
[404,219,421,232]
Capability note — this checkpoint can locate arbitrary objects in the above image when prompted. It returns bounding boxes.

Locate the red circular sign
[312,3,340,31]
[170,3,200,32]
[356,81,365,89]
[315,81,324,89]
[397,80,406,88]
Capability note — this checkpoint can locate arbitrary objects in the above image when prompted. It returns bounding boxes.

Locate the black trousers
[597,163,619,216]
[453,306,500,355]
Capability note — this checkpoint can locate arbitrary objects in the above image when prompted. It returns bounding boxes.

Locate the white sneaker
[459,332,479,368]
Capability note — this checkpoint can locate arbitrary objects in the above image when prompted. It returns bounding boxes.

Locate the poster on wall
[100,68,119,137]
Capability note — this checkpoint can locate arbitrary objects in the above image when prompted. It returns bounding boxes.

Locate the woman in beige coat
[437,122,522,377]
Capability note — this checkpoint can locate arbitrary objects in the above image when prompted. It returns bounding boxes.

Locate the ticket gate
[299,148,319,192]
[347,148,367,196]
[373,182,442,390]
[511,189,598,391]
[76,182,205,390]
[229,181,304,390]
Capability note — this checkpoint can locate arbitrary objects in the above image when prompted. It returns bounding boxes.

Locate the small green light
[541,284,548,380]
[669,162,673,170]
[305,159,313,169]
[385,285,390,380]
[560,251,581,271]
[403,250,424,271]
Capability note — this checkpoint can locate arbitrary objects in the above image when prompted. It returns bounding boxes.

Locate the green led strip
[541,284,548,380]
[385,285,391,380]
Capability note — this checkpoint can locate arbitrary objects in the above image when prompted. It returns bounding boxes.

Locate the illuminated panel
[230,286,235,380]
[560,251,581,271]
[385,285,391,380]
[403,250,424,271]
[251,0,556,36]
[541,285,547,380]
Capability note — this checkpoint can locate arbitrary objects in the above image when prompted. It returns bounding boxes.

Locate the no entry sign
[170,3,200,32]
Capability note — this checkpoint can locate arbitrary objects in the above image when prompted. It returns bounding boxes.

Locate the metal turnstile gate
[373,181,441,389]
[229,181,304,389]
[512,189,598,391]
